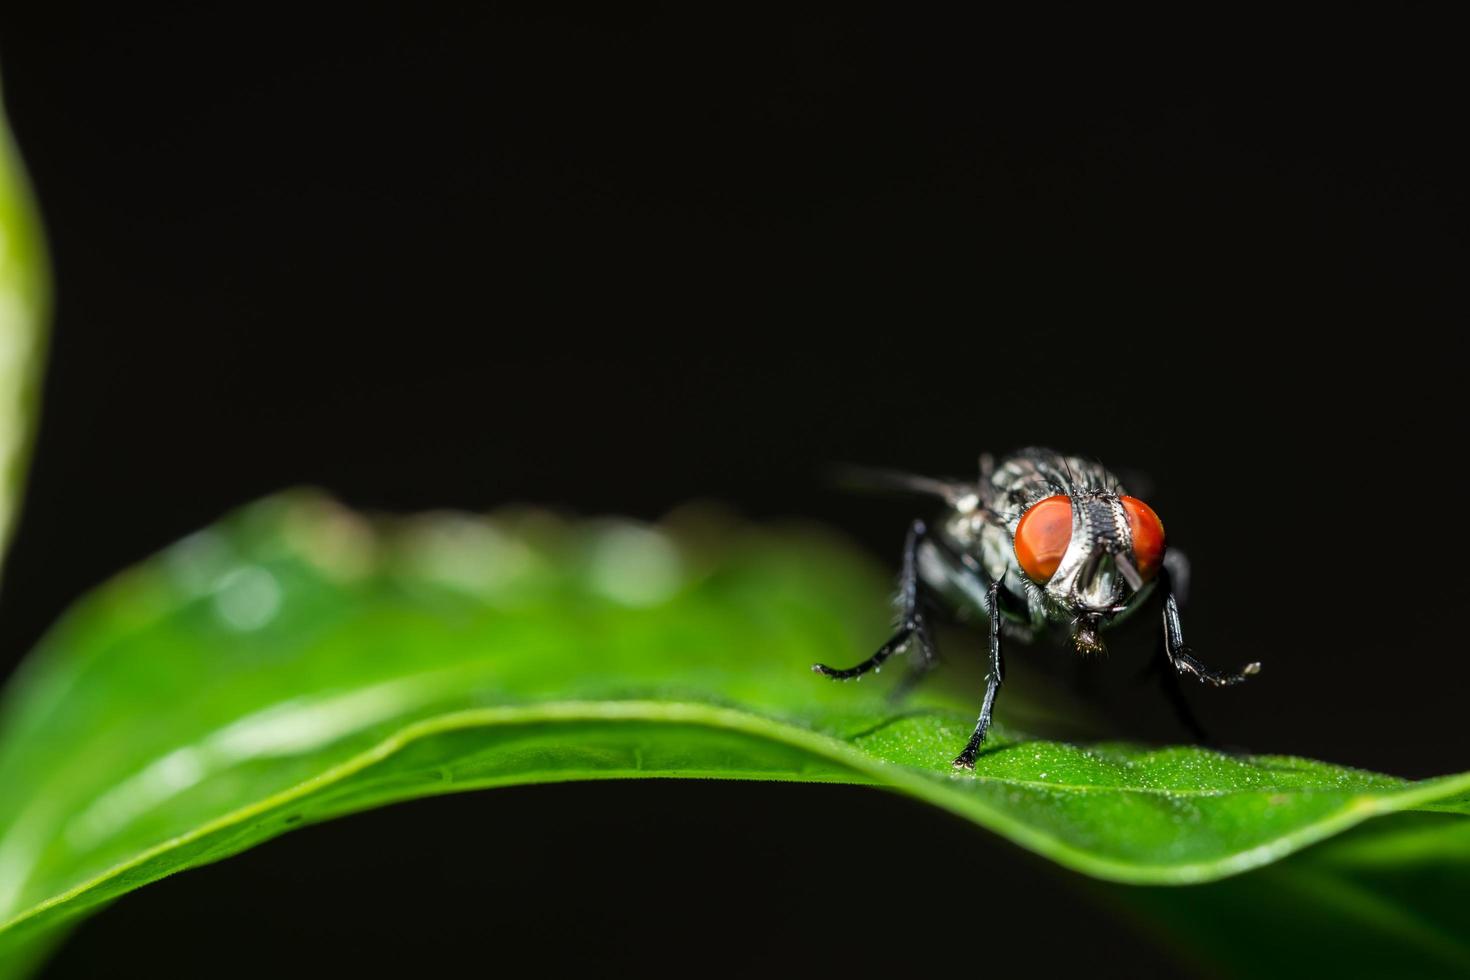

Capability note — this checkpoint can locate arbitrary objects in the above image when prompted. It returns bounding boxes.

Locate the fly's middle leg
[887,593,942,702]
[813,519,937,682]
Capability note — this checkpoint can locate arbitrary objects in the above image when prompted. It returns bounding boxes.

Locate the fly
[814,447,1261,769]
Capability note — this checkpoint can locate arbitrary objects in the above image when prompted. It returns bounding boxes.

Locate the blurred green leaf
[0,83,50,578]
[0,495,1466,971]
[1118,814,1470,978]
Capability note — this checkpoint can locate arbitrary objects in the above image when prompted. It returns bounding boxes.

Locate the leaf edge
[3,696,1469,950]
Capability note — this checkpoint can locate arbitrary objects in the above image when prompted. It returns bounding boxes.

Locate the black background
[0,7,1462,976]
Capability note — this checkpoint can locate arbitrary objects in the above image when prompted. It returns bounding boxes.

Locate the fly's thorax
[986,448,1119,518]
[934,505,1004,580]
[940,499,984,549]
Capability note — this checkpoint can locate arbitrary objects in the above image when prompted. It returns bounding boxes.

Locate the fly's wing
[828,463,975,506]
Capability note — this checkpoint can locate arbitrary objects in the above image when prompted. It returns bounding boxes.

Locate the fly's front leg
[1153,626,1211,742]
[952,579,1005,770]
[1163,549,1190,606]
[813,519,936,682]
[1160,559,1260,687]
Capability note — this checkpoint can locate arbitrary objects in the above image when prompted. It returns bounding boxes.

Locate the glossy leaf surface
[0,495,1466,969]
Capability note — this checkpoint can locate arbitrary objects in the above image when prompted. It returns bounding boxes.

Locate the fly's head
[1012,489,1165,654]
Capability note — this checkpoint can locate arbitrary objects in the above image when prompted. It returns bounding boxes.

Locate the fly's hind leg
[813,519,935,683]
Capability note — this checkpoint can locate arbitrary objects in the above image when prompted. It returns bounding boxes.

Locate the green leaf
[0,82,50,577]
[1117,813,1470,978]
[0,495,1466,969]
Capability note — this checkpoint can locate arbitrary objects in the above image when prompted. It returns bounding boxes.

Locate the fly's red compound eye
[1014,495,1072,583]
[1121,496,1166,581]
